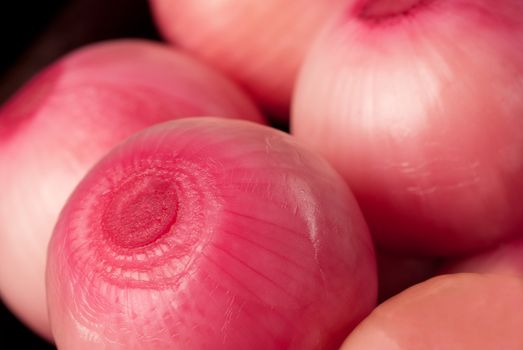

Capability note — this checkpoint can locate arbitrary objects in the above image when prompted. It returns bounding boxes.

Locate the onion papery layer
[292,0,523,256]
[0,39,263,339]
[47,118,377,350]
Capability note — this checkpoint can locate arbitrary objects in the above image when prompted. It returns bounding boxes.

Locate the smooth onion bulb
[46,117,377,350]
[150,0,348,118]
[0,39,263,339]
[340,273,523,349]
[292,0,523,256]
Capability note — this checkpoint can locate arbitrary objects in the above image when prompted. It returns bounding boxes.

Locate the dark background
[0,0,160,348]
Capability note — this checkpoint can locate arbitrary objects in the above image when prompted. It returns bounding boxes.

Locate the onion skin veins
[46,117,377,350]
[47,118,376,350]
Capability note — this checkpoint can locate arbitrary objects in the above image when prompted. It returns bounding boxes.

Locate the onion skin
[292,0,523,256]
[0,39,263,339]
[150,0,348,119]
[340,273,523,350]
[46,117,377,350]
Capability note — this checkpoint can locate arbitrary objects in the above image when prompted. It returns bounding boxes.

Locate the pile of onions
[2,0,523,348]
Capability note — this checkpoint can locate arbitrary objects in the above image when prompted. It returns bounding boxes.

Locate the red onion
[46,117,377,349]
[293,0,523,255]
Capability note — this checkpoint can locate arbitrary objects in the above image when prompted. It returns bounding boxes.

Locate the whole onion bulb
[293,0,523,256]
[46,117,377,349]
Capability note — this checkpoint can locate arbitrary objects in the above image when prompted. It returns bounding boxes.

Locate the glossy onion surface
[150,0,347,118]
[0,39,263,339]
[340,273,523,350]
[46,118,377,350]
[292,0,523,256]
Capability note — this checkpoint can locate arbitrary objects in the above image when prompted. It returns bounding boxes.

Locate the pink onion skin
[340,273,523,350]
[443,237,523,277]
[150,0,348,119]
[292,0,523,256]
[46,117,377,350]
[0,39,263,340]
